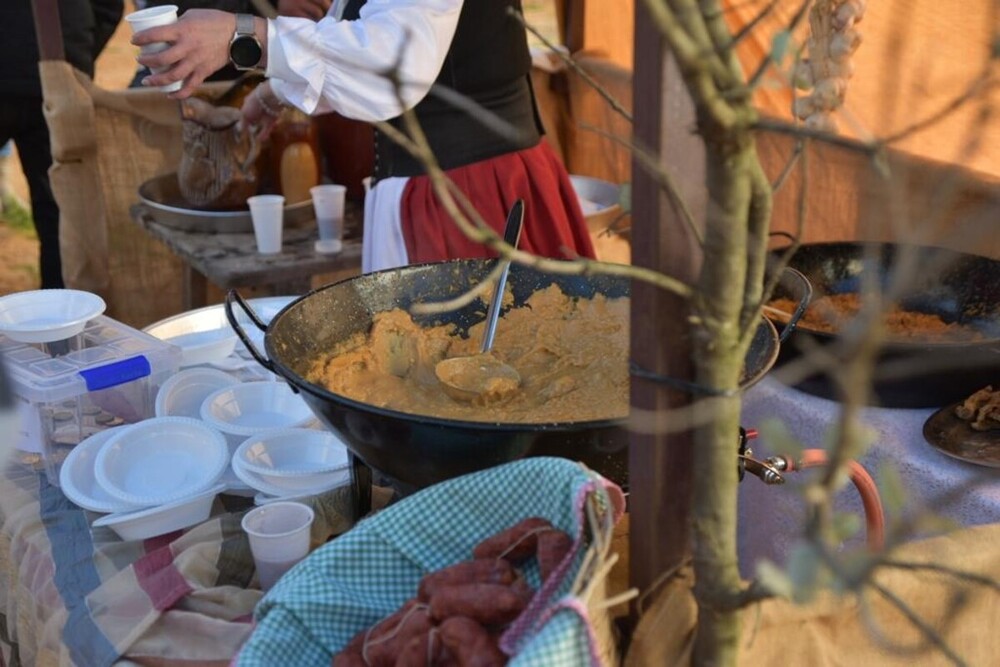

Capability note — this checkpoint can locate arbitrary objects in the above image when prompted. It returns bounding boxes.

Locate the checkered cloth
[235,457,626,666]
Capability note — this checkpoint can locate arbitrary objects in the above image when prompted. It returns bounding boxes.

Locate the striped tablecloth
[0,461,368,667]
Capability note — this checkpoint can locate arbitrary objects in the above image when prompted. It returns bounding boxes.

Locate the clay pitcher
[178,97,262,209]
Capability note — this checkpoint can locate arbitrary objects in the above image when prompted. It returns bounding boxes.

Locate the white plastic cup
[247,194,285,254]
[241,501,315,591]
[309,184,346,254]
[124,5,183,94]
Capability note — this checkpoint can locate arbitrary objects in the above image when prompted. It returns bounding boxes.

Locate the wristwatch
[229,14,263,71]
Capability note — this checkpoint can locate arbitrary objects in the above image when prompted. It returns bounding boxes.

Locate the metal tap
[736,427,786,485]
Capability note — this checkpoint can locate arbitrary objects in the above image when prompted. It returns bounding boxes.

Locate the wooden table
[130,202,363,310]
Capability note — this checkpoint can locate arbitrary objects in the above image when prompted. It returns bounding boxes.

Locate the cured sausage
[418,559,517,602]
[428,583,530,626]
[472,518,553,563]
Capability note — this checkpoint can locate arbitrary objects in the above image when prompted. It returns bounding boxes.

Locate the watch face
[231,36,262,69]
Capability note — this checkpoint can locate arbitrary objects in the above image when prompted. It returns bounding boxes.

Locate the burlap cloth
[621,521,1000,666]
[40,62,230,328]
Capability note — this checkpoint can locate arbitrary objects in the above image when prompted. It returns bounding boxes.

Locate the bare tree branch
[882,69,998,145]
[512,9,633,124]
[881,560,1000,591]
[745,0,812,91]
[579,122,704,246]
[866,581,968,666]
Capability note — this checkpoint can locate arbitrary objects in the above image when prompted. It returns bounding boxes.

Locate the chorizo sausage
[438,616,507,667]
[418,559,517,602]
[472,517,553,563]
[363,602,433,667]
[428,583,530,626]
[332,622,368,667]
[536,529,574,583]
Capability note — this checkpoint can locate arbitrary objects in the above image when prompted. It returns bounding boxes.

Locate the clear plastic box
[2,315,182,486]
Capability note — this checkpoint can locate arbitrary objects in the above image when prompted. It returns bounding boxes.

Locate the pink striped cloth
[0,461,367,667]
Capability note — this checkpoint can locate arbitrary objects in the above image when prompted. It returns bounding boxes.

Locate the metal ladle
[435,199,525,403]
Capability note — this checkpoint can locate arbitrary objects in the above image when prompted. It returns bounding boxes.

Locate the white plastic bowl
[230,453,349,498]
[143,296,295,363]
[236,429,349,492]
[59,426,147,514]
[200,381,314,438]
[0,289,106,343]
[569,175,620,215]
[91,483,225,540]
[144,312,238,367]
[155,367,238,419]
[94,416,229,507]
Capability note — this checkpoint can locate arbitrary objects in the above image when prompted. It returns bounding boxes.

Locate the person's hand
[241,83,283,140]
[132,9,237,99]
[277,0,332,20]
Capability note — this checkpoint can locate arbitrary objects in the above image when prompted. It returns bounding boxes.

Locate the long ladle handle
[481,199,525,353]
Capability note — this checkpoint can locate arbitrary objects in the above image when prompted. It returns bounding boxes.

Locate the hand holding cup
[125,5,183,93]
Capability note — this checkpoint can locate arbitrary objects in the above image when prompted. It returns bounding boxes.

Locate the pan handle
[777,267,813,343]
[225,289,277,374]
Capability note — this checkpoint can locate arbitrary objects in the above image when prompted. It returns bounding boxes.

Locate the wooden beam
[628,1,705,597]
[562,0,586,53]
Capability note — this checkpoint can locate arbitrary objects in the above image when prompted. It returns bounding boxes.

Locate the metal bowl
[769,242,1000,408]
[227,259,783,493]
[137,173,315,233]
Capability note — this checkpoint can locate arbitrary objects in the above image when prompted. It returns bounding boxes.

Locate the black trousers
[0,95,64,289]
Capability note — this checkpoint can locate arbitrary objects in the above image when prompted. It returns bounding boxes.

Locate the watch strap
[235,13,255,37]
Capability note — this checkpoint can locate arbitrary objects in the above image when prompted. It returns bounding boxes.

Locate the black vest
[342,0,543,180]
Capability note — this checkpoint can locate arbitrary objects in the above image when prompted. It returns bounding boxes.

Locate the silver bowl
[137,173,315,234]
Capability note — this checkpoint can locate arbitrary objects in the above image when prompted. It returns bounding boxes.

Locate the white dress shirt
[265,0,463,121]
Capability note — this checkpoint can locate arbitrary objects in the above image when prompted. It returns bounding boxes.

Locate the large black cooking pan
[227,259,785,495]
[769,242,1000,409]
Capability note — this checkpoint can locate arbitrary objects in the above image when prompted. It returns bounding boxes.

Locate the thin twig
[513,9,633,124]
[867,580,967,666]
[579,122,704,246]
[730,0,781,48]
[753,117,880,154]
[745,0,812,91]
[882,73,997,145]
[881,560,1000,591]
[769,142,803,193]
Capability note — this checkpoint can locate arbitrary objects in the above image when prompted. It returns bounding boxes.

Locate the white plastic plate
[231,453,349,498]
[0,289,106,343]
[92,483,225,540]
[200,381,314,438]
[236,428,349,492]
[59,426,147,514]
[155,367,238,419]
[94,416,229,507]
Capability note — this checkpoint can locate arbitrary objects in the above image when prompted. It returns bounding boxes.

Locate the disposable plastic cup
[124,5,182,93]
[310,184,346,254]
[241,501,315,591]
[247,195,285,254]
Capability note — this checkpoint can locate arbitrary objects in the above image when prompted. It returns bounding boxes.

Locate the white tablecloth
[736,376,1000,577]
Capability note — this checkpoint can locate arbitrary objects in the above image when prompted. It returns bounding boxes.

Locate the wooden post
[628,0,707,597]
[561,0,586,54]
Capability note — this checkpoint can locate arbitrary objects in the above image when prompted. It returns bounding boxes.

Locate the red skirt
[399,142,596,263]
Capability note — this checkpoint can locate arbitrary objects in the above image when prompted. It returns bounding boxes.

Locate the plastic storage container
[3,315,182,486]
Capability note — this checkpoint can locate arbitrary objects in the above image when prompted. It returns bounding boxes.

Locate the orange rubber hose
[783,449,885,551]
